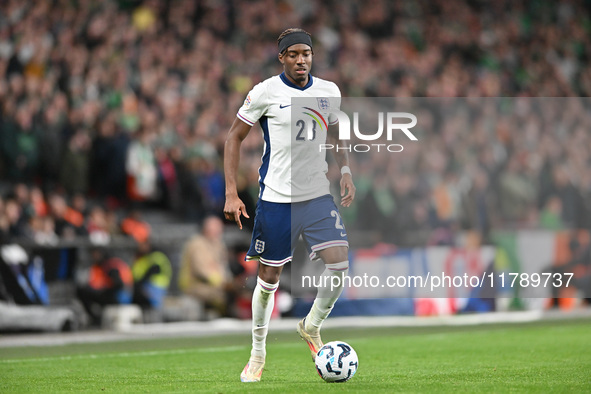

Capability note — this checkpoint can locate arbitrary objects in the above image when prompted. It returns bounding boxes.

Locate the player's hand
[224,195,250,230]
[340,173,356,208]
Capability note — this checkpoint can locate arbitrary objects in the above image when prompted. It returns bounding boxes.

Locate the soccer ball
[315,341,358,382]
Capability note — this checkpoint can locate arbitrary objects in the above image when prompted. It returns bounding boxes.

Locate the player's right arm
[224,80,268,229]
[223,118,252,230]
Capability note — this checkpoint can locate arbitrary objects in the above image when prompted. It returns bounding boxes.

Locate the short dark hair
[277,28,312,54]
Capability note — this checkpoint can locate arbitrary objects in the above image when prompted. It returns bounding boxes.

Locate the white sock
[305,260,349,334]
[251,276,279,359]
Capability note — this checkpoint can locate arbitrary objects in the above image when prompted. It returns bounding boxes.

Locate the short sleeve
[237,81,268,126]
[328,84,341,125]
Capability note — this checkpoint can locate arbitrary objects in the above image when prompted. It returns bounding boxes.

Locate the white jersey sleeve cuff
[237,113,255,126]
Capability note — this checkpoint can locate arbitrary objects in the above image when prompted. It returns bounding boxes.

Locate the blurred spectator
[357,170,396,239]
[197,158,225,220]
[12,183,35,221]
[76,247,133,326]
[539,195,565,231]
[126,129,158,203]
[497,156,537,225]
[461,169,496,241]
[120,209,151,243]
[546,166,585,229]
[29,186,48,217]
[0,105,39,182]
[30,215,58,245]
[90,114,130,204]
[177,157,206,223]
[38,99,67,191]
[60,130,92,195]
[4,198,27,238]
[154,145,179,210]
[131,240,172,311]
[71,193,89,217]
[86,205,112,244]
[178,216,238,317]
[48,193,85,238]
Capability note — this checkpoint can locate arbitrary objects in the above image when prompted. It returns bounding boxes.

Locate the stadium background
[1,0,591,330]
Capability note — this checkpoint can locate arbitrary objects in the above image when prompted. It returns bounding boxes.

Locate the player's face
[279,44,313,87]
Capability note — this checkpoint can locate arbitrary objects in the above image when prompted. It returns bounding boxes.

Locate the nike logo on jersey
[279,104,292,109]
[340,232,347,237]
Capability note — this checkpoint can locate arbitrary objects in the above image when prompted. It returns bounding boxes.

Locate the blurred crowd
[1,0,591,249]
[0,181,154,245]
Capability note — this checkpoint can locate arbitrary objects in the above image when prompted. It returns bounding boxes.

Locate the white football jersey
[237,72,341,203]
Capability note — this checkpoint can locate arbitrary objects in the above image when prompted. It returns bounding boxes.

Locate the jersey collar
[280,72,314,90]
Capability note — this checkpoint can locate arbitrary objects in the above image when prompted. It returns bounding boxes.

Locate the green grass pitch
[1,318,590,392]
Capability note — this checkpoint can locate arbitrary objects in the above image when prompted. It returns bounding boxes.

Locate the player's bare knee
[258,263,283,284]
[319,246,349,266]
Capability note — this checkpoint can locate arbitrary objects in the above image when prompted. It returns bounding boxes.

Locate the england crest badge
[317,97,330,110]
[255,239,265,254]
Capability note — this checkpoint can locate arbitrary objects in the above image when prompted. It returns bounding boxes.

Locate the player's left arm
[327,123,355,207]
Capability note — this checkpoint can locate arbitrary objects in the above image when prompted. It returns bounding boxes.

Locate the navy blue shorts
[246,194,349,266]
